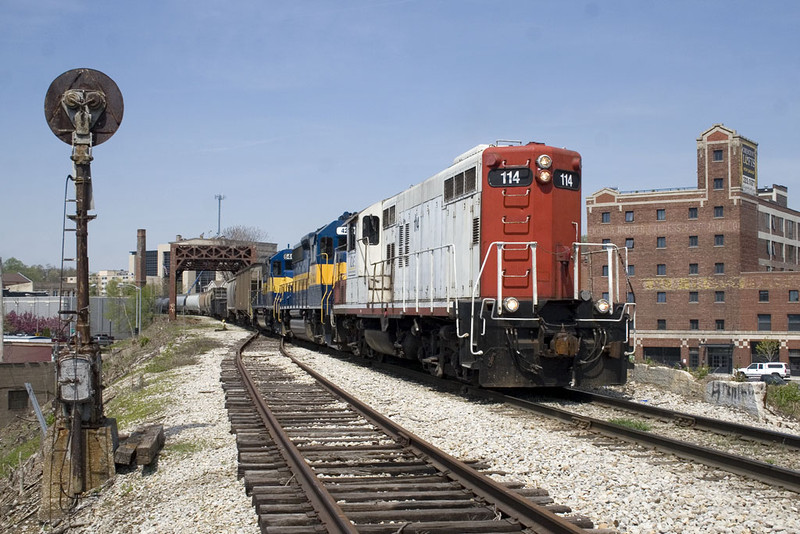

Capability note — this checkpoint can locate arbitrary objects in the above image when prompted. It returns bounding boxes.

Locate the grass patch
[0,434,41,477]
[766,382,800,420]
[142,336,223,375]
[107,378,170,429]
[164,440,207,457]
[608,417,652,431]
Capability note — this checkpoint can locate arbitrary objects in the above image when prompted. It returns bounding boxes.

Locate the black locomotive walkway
[221,335,613,534]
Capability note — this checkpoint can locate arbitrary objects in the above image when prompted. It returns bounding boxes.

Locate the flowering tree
[3,311,64,338]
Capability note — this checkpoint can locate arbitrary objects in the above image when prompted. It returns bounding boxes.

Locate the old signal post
[41,69,123,518]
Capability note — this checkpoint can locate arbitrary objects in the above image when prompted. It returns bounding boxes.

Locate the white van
[735,362,791,380]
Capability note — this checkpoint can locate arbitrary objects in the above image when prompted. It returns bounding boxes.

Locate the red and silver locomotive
[328,141,634,388]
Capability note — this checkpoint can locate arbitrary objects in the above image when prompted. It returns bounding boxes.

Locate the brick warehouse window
[657,292,666,303]
[688,207,698,219]
[715,291,725,303]
[689,263,698,275]
[713,178,723,189]
[716,319,725,330]
[656,209,665,221]
[690,319,699,330]
[656,236,666,248]
[758,314,772,331]
[689,291,698,303]
[714,234,725,246]
[601,212,610,223]
[625,238,634,249]
[625,211,634,222]
[789,314,800,331]
[627,265,635,276]
[8,390,27,411]
[657,319,666,330]
[759,290,769,302]
[790,290,800,302]
[714,206,724,218]
[602,265,609,277]
[657,264,666,276]
[689,235,698,247]
[715,263,725,274]
[713,149,723,161]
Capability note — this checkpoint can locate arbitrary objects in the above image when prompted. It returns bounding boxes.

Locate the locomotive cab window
[347,221,357,251]
[362,215,380,245]
[292,245,305,266]
[272,261,283,277]
[319,237,334,262]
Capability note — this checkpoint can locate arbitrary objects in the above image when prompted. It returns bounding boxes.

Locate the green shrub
[690,366,710,380]
[766,382,800,419]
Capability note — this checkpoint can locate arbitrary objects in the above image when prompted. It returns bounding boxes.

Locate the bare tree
[220,225,267,243]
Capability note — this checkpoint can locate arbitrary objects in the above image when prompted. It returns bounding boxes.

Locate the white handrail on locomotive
[367,243,468,339]
[469,241,538,356]
[575,241,637,356]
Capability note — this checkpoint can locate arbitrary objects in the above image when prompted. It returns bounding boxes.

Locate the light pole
[120,284,141,337]
[215,194,225,236]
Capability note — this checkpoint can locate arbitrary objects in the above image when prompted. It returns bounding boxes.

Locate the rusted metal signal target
[44,68,123,146]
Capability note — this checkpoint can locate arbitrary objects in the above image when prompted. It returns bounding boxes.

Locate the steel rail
[560,388,800,450]
[487,390,800,494]
[235,333,359,534]
[282,344,589,534]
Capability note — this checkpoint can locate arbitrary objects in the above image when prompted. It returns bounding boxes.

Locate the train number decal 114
[488,168,532,187]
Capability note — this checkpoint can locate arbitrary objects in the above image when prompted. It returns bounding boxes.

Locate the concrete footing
[39,418,117,522]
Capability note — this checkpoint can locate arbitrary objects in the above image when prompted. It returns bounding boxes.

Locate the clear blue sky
[2,1,798,270]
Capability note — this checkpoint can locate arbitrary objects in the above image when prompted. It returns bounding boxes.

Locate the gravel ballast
[25,321,799,534]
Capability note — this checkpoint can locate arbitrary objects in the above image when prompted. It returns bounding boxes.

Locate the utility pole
[215,193,225,236]
[41,69,123,521]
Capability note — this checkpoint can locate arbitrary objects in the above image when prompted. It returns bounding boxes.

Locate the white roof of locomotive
[452,144,490,165]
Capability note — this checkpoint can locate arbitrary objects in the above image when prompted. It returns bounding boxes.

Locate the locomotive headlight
[536,154,553,169]
[503,297,520,313]
[538,170,552,184]
[594,298,611,314]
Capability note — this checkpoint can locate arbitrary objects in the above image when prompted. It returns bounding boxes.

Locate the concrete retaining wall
[631,364,766,420]
[630,364,705,398]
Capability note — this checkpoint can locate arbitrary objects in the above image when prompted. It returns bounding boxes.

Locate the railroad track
[221,333,613,534]
[288,342,800,494]
[554,388,800,449]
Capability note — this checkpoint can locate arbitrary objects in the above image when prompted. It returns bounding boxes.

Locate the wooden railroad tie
[114,424,165,466]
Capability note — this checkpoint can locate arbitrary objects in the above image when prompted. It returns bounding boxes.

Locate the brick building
[586,124,800,376]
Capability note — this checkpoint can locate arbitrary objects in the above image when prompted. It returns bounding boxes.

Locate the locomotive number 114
[487,167,532,187]
[554,170,580,191]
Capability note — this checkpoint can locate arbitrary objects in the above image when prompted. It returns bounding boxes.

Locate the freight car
[247,141,634,389]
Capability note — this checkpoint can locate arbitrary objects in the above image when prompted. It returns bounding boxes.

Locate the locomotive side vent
[472,217,480,245]
[382,205,396,229]
[443,166,477,204]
